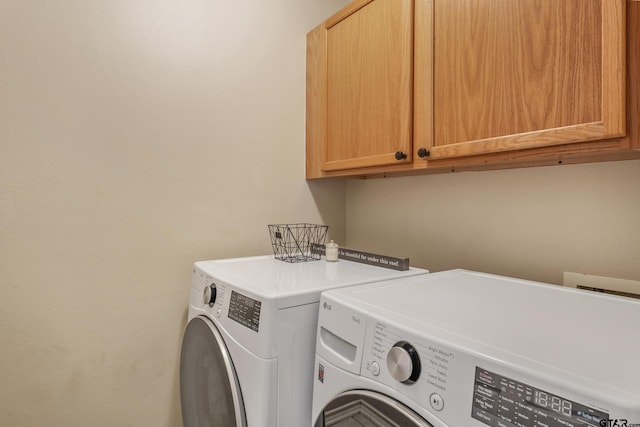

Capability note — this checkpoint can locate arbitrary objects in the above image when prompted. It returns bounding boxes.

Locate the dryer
[312,269,640,427]
[179,255,428,427]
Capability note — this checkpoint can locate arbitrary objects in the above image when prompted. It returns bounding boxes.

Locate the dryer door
[315,390,431,427]
[180,316,246,427]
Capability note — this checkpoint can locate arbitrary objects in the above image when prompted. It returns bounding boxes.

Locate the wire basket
[268,223,328,262]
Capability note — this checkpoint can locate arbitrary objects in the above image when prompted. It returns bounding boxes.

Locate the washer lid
[323,269,640,399]
[180,316,246,427]
[195,255,427,308]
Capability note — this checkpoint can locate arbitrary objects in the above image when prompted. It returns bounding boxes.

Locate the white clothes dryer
[312,269,640,427]
[179,255,428,427]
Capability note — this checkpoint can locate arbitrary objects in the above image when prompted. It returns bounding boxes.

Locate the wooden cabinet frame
[416,0,627,160]
[307,0,640,179]
[307,0,413,175]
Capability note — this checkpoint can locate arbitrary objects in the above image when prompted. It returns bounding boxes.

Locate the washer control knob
[387,341,421,384]
[203,283,217,307]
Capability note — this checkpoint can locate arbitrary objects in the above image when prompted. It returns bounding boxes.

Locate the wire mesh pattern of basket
[268,223,328,262]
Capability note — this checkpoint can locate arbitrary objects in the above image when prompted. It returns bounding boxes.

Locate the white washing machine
[179,255,428,427]
[312,269,640,427]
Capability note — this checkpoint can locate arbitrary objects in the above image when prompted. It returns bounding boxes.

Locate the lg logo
[323,301,332,311]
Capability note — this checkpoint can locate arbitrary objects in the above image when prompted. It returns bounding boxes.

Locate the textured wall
[0,1,348,425]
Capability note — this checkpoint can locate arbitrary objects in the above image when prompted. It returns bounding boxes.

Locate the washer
[312,269,640,426]
[179,255,428,427]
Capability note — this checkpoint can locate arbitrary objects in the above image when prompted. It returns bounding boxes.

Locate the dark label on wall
[311,244,410,271]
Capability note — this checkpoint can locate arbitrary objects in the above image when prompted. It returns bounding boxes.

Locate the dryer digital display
[228,291,261,332]
[472,367,608,427]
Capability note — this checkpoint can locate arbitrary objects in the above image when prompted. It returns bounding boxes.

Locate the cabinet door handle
[395,151,407,160]
[417,148,430,158]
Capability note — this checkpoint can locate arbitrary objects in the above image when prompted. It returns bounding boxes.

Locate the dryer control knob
[387,341,421,384]
[203,283,217,307]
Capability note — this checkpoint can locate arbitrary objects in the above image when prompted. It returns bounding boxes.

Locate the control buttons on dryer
[387,341,421,384]
[370,361,380,376]
[203,283,217,307]
[429,393,444,411]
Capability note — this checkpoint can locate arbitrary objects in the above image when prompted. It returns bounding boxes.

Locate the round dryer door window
[180,316,246,427]
[315,390,431,427]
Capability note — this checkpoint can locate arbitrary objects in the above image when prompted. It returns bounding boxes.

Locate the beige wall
[4,0,638,425]
[0,1,348,426]
[346,160,640,285]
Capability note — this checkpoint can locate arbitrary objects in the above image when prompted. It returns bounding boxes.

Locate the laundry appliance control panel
[316,283,633,427]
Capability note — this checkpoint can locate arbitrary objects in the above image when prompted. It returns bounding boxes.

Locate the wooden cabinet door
[322,0,413,171]
[415,0,626,160]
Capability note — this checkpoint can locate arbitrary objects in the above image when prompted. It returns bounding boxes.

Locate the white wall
[346,160,640,285]
[0,1,348,425]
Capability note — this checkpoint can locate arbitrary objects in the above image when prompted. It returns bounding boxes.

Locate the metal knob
[417,147,430,158]
[203,283,217,307]
[387,341,421,384]
[395,151,407,160]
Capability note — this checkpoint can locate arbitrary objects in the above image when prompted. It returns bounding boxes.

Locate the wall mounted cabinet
[307,0,413,173]
[421,0,625,159]
[306,0,640,179]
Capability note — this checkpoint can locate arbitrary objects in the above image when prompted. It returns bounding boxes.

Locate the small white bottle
[325,240,339,262]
